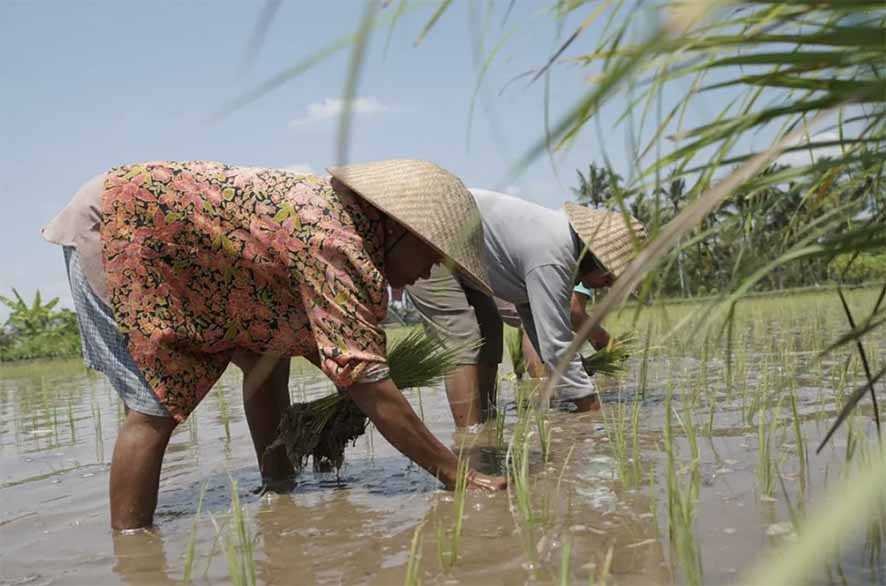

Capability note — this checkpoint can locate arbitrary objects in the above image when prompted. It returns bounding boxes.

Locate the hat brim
[327,166,494,297]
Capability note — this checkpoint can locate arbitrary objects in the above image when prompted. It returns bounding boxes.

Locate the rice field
[0,287,883,585]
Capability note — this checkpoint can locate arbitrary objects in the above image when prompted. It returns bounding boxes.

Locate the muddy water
[1,290,884,585]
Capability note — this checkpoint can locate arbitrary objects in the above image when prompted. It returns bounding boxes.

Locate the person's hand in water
[466,469,507,492]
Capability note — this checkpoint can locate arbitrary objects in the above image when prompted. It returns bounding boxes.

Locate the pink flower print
[205,186,223,207]
[287,182,315,206]
[172,175,205,208]
[249,216,278,238]
[285,235,306,256]
[242,238,272,264]
[104,182,146,209]
[254,201,276,217]
[227,288,255,322]
[185,289,209,315]
[150,166,173,183]
[151,210,184,241]
[248,322,271,341]
[229,167,263,190]
[299,204,322,225]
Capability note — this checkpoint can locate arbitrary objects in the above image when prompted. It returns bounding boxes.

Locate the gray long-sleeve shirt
[469,189,592,400]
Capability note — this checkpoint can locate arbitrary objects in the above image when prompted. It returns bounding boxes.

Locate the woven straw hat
[563,202,647,279]
[328,159,493,296]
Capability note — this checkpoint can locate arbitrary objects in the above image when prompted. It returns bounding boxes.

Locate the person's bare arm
[346,378,505,491]
[570,292,609,350]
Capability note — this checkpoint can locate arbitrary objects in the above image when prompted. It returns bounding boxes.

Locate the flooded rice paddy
[1,288,884,585]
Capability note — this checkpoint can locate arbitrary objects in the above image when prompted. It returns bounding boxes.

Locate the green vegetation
[218,479,257,586]
[0,289,80,361]
[573,163,886,297]
[505,326,526,380]
[268,329,471,474]
[404,520,426,586]
[435,448,470,573]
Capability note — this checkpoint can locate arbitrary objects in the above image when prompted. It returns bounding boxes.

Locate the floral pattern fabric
[100,161,389,422]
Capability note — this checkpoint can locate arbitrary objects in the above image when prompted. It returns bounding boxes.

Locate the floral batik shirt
[100,161,389,422]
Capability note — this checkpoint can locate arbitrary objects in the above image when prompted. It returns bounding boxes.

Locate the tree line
[571,161,886,297]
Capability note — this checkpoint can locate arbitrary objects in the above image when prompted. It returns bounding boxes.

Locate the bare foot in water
[563,394,601,413]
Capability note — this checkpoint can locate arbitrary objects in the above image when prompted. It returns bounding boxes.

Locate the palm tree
[572,163,623,208]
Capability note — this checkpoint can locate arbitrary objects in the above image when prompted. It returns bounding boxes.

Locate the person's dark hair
[577,244,605,275]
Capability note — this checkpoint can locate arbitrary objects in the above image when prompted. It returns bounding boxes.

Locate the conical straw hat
[563,202,646,279]
[328,159,493,296]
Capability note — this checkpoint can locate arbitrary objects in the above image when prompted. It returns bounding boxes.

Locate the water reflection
[112,529,177,586]
[2,289,885,584]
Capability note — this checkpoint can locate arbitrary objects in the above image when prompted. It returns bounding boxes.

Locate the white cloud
[777,130,844,167]
[288,97,392,127]
[284,163,314,174]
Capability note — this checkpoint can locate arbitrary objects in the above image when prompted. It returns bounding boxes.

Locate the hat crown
[564,202,646,279]
[328,159,492,295]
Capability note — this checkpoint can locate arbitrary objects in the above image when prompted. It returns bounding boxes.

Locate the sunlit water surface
[1,289,884,585]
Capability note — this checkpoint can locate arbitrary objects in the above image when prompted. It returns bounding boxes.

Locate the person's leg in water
[233,351,294,487]
[406,266,502,429]
[464,286,502,424]
[444,364,484,428]
[521,318,601,414]
[110,409,177,530]
[62,245,180,529]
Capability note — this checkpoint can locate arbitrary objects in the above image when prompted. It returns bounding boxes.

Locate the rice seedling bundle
[581,332,636,377]
[266,329,469,474]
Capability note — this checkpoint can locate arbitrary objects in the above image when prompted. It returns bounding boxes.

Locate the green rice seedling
[638,322,653,398]
[505,382,545,569]
[789,392,808,491]
[591,545,614,586]
[630,398,642,482]
[494,398,507,450]
[559,537,572,586]
[507,431,539,569]
[864,493,884,572]
[91,396,104,463]
[435,450,469,572]
[38,377,58,446]
[506,326,526,380]
[221,478,256,586]
[757,408,773,498]
[183,482,207,584]
[704,394,716,438]
[603,396,633,487]
[540,444,575,529]
[66,395,75,444]
[742,442,886,586]
[581,332,636,378]
[757,397,784,499]
[215,386,232,446]
[664,389,703,586]
[404,521,426,586]
[534,403,551,463]
[673,392,700,487]
[268,330,471,474]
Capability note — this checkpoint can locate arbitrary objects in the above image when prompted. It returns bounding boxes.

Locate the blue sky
[0,1,828,312]
[0,1,629,309]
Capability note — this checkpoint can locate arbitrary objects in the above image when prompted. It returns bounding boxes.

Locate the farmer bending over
[519,282,609,380]
[42,159,506,530]
[407,190,645,427]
